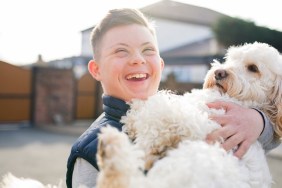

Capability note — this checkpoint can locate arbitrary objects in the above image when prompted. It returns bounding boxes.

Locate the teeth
[126,73,146,79]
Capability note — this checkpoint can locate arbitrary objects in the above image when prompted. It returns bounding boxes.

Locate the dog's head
[204,42,282,137]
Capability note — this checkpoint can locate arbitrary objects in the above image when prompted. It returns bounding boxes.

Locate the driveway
[0,126,76,187]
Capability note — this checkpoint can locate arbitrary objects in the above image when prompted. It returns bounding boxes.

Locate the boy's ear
[88,60,101,80]
[160,58,165,70]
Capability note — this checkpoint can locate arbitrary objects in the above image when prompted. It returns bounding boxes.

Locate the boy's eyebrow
[115,43,129,47]
[110,42,153,48]
[106,43,128,50]
[141,42,153,46]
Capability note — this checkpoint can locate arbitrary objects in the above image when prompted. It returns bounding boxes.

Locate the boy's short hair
[90,8,155,60]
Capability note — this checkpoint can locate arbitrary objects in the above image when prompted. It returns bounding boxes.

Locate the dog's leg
[144,133,182,171]
[96,126,145,188]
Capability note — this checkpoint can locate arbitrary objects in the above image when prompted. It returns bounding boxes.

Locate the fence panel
[76,73,98,119]
[0,61,31,122]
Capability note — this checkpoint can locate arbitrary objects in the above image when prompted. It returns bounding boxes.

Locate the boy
[66,8,164,188]
[66,8,279,188]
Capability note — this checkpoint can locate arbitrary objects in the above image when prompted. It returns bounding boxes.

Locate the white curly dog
[1,42,282,188]
[96,42,282,188]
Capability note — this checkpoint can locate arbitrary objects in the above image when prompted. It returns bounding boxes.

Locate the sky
[1,0,281,65]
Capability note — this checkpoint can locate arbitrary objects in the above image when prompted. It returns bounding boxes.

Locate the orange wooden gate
[75,73,100,119]
[0,61,32,123]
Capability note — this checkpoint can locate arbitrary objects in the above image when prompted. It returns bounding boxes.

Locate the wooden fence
[0,61,32,123]
[0,61,100,125]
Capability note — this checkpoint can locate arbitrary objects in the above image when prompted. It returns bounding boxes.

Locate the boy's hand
[206,101,264,158]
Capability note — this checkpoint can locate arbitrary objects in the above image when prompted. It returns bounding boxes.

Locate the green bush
[212,16,282,52]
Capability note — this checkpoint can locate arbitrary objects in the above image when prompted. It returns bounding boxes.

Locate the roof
[140,0,226,27]
[161,37,214,57]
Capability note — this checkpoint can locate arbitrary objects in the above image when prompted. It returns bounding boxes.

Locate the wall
[32,67,75,125]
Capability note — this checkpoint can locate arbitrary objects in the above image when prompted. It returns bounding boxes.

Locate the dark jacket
[66,95,129,188]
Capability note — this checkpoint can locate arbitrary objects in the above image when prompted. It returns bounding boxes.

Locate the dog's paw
[97,126,123,168]
[97,126,145,173]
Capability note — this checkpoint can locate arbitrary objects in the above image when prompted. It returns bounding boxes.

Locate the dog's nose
[214,69,228,80]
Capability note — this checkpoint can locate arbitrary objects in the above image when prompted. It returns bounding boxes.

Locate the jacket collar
[102,95,130,121]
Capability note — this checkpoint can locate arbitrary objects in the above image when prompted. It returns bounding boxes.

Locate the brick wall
[32,67,75,125]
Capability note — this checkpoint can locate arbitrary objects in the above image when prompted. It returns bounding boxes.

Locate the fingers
[206,125,249,158]
[234,141,251,159]
[206,101,234,111]
[209,114,230,126]
[206,128,251,159]
[206,126,235,142]
[206,100,257,159]
[221,134,243,152]
[206,134,249,158]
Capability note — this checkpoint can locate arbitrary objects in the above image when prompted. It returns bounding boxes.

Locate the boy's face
[89,24,164,101]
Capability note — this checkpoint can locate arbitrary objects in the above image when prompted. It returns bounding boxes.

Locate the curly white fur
[0,173,63,188]
[97,42,282,188]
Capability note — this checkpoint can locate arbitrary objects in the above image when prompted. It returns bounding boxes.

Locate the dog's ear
[203,70,214,89]
[270,76,282,137]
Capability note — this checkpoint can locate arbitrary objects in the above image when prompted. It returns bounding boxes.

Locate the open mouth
[216,83,224,90]
[215,82,226,93]
[126,73,149,81]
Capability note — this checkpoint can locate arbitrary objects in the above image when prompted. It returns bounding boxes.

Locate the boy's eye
[143,47,156,55]
[115,48,127,53]
[115,49,128,57]
[143,47,154,52]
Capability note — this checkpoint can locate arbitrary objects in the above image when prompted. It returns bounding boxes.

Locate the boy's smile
[126,73,148,81]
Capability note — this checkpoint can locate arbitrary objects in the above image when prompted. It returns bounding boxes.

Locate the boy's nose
[130,53,146,65]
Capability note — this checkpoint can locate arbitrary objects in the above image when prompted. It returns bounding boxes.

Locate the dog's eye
[247,64,259,73]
